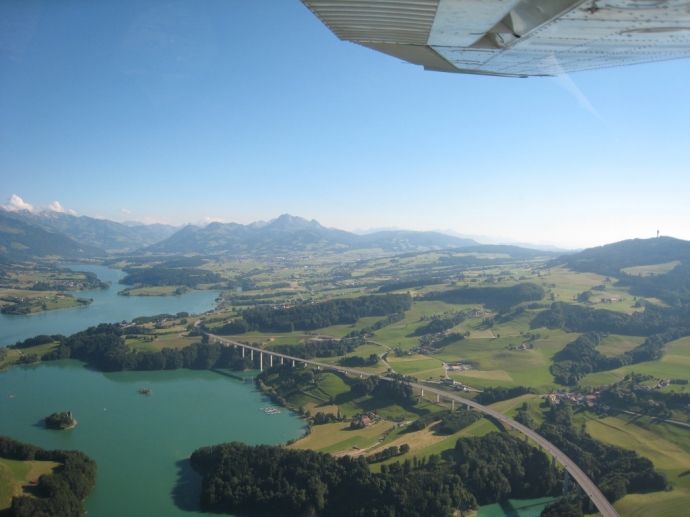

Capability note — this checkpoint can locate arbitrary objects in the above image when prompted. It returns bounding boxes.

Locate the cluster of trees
[350,376,413,401]
[311,412,339,425]
[44,412,74,430]
[0,436,97,517]
[366,444,410,463]
[339,353,379,367]
[190,442,478,517]
[438,410,482,434]
[540,497,583,517]
[269,336,365,360]
[120,267,221,287]
[408,410,449,432]
[474,386,535,405]
[345,311,405,338]
[422,283,545,306]
[538,401,668,503]
[132,312,188,324]
[549,333,612,385]
[237,294,412,333]
[413,312,466,336]
[428,332,465,348]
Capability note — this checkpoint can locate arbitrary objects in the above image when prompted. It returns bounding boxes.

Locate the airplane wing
[301,0,690,77]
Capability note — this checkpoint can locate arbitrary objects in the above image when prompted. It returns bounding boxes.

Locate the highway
[208,333,619,517]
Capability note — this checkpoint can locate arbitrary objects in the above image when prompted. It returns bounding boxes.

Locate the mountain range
[143,214,480,255]
[0,210,484,258]
[1,209,178,252]
[0,211,103,260]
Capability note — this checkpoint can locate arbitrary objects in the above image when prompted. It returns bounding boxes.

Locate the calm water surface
[0,362,304,517]
[0,265,220,346]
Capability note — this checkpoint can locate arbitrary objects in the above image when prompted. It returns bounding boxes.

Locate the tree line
[0,436,97,517]
[15,324,257,372]
[237,294,412,333]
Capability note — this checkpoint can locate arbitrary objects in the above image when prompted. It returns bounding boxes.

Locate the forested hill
[144,214,479,255]
[3,209,178,252]
[549,236,690,275]
[0,211,104,259]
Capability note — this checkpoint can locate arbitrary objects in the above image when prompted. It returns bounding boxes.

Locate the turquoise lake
[0,362,305,516]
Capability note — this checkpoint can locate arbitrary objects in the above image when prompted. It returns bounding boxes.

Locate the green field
[0,458,60,510]
[387,355,444,375]
[290,420,396,454]
[621,261,681,277]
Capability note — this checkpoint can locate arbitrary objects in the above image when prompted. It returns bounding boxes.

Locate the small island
[138,388,152,395]
[44,411,76,430]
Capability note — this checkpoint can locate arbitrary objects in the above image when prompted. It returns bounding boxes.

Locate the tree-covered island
[44,411,76,430]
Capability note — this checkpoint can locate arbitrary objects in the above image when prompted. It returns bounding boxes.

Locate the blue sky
[1,0,689,249]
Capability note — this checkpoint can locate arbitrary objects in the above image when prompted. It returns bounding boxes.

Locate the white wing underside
[301,0,690,76]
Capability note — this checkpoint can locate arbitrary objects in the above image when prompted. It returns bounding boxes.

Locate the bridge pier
[281,357,283,365]
[242,347,245,358]
[466,403,470,410]
[260,353,263,371]
[270,355,273,367]
[563,469,570,496]
[452,400,455,411]
[420,389,424,397]
[436,392,440,403]
[552,456,557,470]
[250,350,253,361]
[539,444,542,451]
[524,434,529,443]
[292,360,295,367]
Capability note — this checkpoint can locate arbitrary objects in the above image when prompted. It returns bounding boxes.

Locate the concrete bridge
[207,332,619,517]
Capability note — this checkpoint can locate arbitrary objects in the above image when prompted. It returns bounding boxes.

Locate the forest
[0,436,97,517]
[190,441,478,517]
